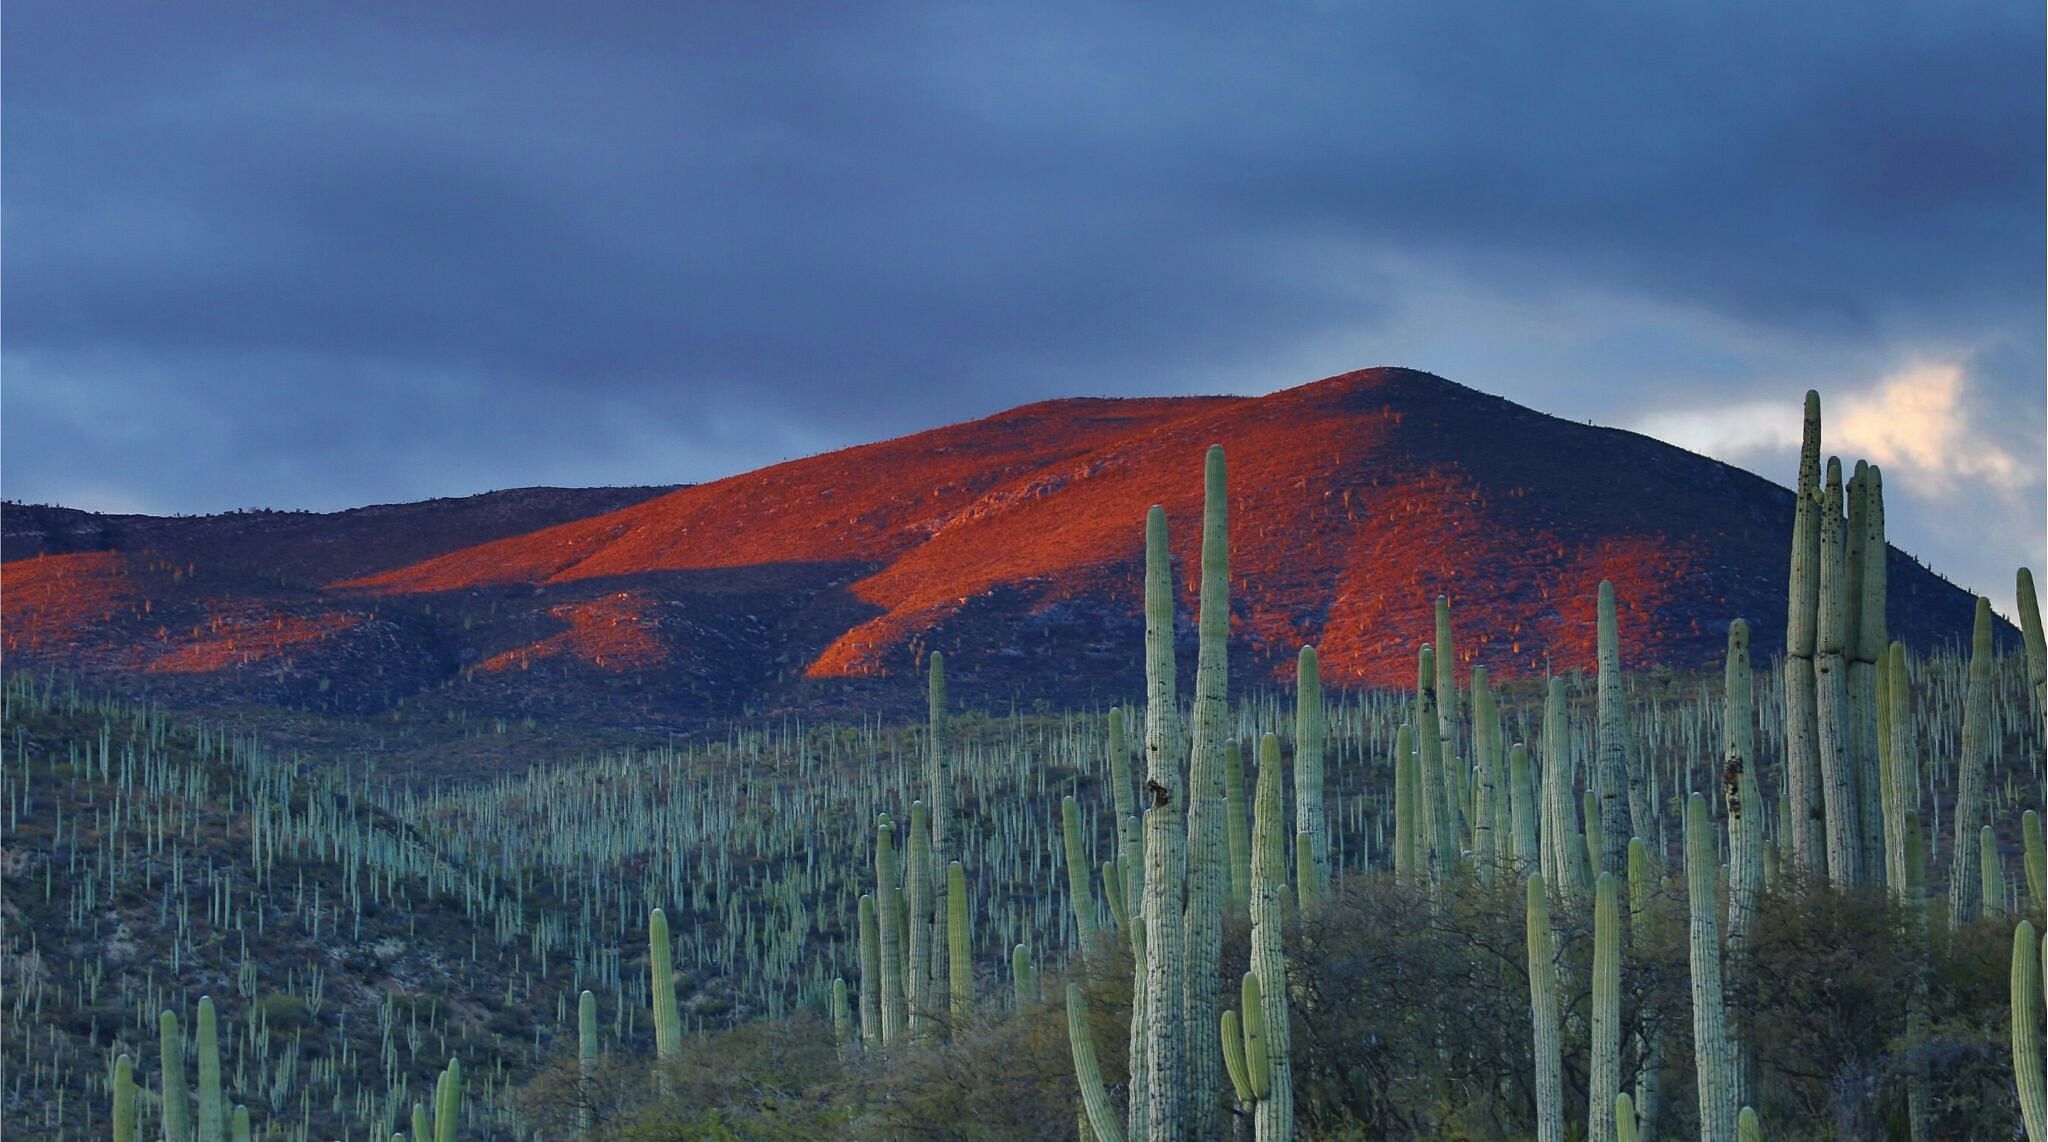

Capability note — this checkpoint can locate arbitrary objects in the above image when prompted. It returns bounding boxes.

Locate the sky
[5,2,2043,614]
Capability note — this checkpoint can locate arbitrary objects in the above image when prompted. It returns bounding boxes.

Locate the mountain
[0,368,1996,732]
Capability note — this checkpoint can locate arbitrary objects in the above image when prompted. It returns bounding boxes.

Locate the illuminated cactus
[1066,983,1125,1142]
[1184,444,1233,1134]
[1527,874,1563,1142]
[1139,501,1187,1139]
[650,908,681,1060]
[1784,390,1825,875]
[1950,597,1995,927]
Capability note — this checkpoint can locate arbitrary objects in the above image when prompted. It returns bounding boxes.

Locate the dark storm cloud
[4,2,2040,601]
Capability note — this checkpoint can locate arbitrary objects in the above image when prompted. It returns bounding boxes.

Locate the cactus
[1816,457,1862,885]
[1884,641,1918,900]
[1509,742,1539,874]
[1011,943,1036,1010]
[2013,921,2045,1141]
[1627,836,1662,1139]
[1226,738,1252,910]
[1066,983,1125,1142]
[1851,465,1888,881]
[907,801,933,1038]
[948,861,971,1024]
[1223,972,1272,1132]
[160,1008,189,1142]
[434,1058,460,1142]
[1436,596,1470,844]
[1591,871,1622,1142]
[875,817,906,1043]
[579,989,598,1131]
[231,1106,250,1142]
[1418,644,1456,880]
[197,995,224,1142]
[1062,796,1096,958]
[1615,1093,1639,1142]
[1982,826,2007,919]
[414,1102,430,1142]
[1394,724,1420,882]
[1686,793,1736,1141]
[650,907,681,1060]
[1737,1106,1762,1142]
[1472,665,1500,873]
[1182,444,1233,1138]
[1251,733,1294,1141]
[1594,581,1631,876]
[1295,645,1327,906]
[2020,568,2046,717]
[1543,677,1586,895]
[928,651,951,1018]
[1950,597,1996,926]
[1784,390,1825,875]
[2025,811,2045,912]
[1527,874,1563,1142]
[857,894,880,1047]
[113,1053,137,1142]
[1722,620,1761,1113]
[1139,501,1187,1139]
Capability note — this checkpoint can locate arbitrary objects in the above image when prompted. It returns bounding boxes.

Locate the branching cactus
[1223,972,1271,1121]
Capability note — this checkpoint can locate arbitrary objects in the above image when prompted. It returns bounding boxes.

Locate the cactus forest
[7,390,2048,1141]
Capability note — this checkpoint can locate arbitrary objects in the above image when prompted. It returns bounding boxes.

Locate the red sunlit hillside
[0,368,1997,727]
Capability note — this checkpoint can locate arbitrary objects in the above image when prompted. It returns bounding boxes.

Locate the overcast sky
[5,2,2042,613]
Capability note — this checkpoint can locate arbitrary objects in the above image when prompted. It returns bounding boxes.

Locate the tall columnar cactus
[1815,457,1863,885]
[2012,920,2045,1141]
[1436,596,1468,841]
[1885,641,1919,901]
[875,817,906,1043]
[1509,742,1540,874]
[1594,581,1632,876]
[927,653,951,1018]
[1184,445,1233,1135]
[649,908,682,1062]
[1543,677,1586,895]
[1851,465,1888,879]
[1527,874,1564,1142]
[1686,793,1737,1142]
[1139,502,1187,1139]
[857,894,881,1047]
[113,1053,137,1142]
[1722,621,1761,1116]
[434,1058,461,1142]
[2020,568,2046,718]
[1615,1093,1639,1142]
[907,801,933,1037]
[160,1008,189,1142]
[1062,796,1097,957]
[197,995,224,1142]
[1251,733,1294,1141]
[1472,666,1500,873]
[1011,943,1037,1009]
[579,989,598,1131]
[1590,871,1622,1142]
[1737,1107,1762,1142]
[1950,598,1995,927]
[947,862,971,1025]
[1296,645,1328,906]
[1226,738,1252,910]
[1066,983,1126,1142]
[1784,390,1825,875]
[1394,725,1420,882]
[231,1106,250,1142]
[2025,811,2046,913]
[414,1102,431,1142]
[1110,706,1143,926]
[1981,826,2007,919]
[1627,836,1662,1138]
[1418,645,1456,880]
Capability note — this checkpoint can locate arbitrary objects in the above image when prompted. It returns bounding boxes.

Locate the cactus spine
[1527,874,1563,1142]
[113,1053,137,1142]
[1590,871,1622,1142]
[1139,501,1186,1139]
[1295,645,1327,906]
[1950,597,1995,926]
[197,995,224,1142]
[2013,920,2045,1141]
[160,1008,188,1142]
[1686,793,1736,1141]
[1784,390,1825,875]
[1251,732,1293,1141]
[649,907,681,1061]
[1594,581,1630,876]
